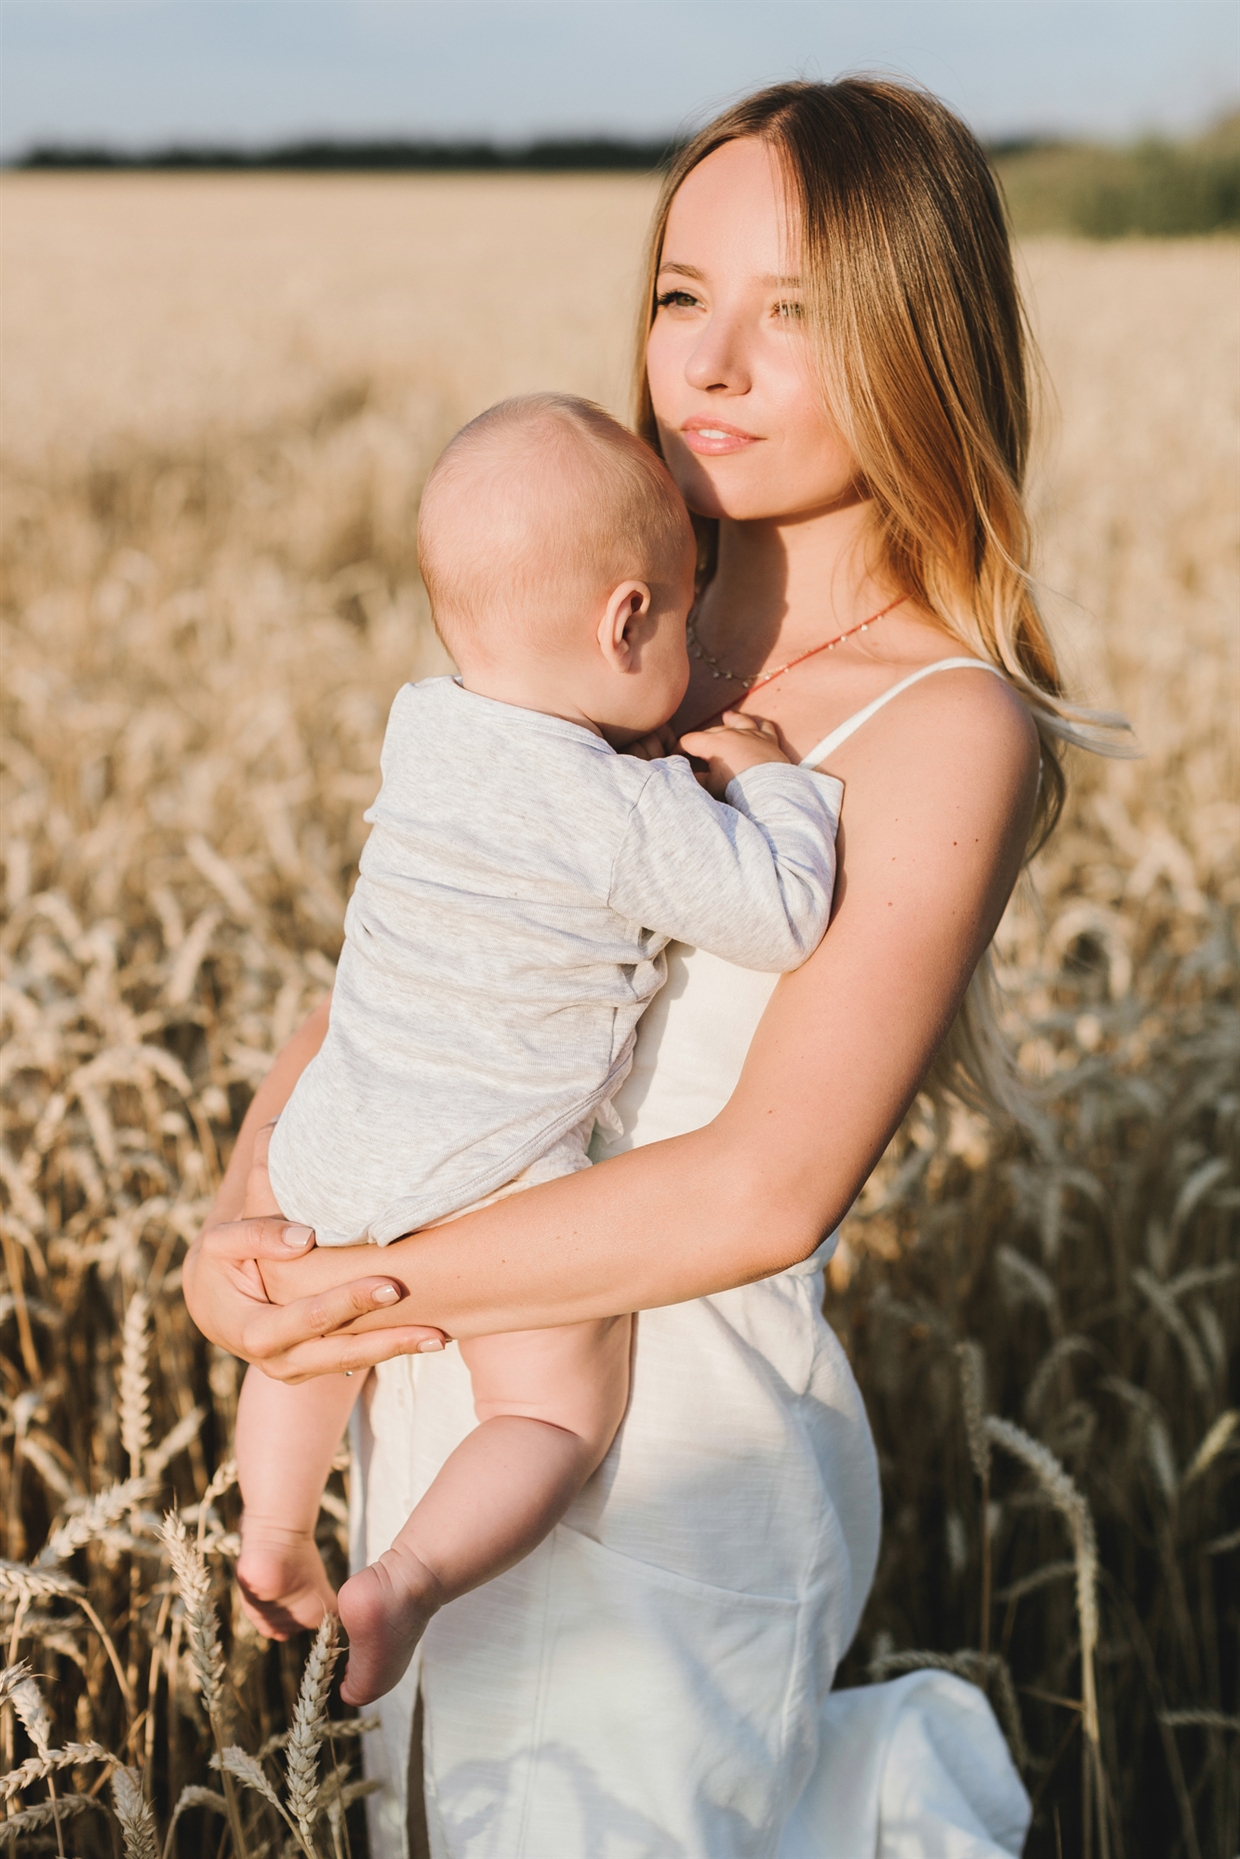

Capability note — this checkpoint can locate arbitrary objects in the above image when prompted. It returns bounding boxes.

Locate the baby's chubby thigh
[459,1317,632,1471]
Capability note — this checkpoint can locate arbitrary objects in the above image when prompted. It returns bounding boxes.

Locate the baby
[234,393,844,1705]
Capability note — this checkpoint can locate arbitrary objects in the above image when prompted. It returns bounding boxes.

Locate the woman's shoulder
[893,645,1036,723]
[823,606,1040,775]
[892,655,1040,770]
[822,647,1041,835]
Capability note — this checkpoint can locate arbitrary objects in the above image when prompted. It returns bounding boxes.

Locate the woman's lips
[678,419,761,457]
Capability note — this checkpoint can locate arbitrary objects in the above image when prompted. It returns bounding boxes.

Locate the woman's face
[646,137,862,525]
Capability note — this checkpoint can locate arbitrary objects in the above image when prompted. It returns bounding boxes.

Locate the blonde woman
[185,78,1084,1857]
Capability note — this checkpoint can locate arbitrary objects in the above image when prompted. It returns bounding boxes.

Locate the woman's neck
[697,500,894,673]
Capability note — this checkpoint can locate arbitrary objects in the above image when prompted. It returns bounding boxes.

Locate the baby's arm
[608,716,844,972]
[336,1314,630,1704]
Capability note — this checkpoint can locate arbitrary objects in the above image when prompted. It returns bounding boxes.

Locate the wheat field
[1,174,1237,1859]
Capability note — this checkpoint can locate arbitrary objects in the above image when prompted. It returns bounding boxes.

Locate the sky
[1,1,1237,160]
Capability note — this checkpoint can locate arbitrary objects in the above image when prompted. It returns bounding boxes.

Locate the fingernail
[371,1284,400,1305]
[282,1225,313,1248]
[417,1338,445,1354]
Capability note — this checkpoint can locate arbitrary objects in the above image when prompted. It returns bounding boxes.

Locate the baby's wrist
[723,756,796,792]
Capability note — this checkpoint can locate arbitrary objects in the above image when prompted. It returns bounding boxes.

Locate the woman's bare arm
[186,672,1038,1374]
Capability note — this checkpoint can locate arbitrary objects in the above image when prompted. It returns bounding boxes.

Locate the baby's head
[418,394,696,741]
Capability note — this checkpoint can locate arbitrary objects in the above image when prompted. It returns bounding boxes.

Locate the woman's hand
[183,1214,446,1383]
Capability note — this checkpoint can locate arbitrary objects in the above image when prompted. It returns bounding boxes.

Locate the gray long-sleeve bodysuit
[267,676,843,1246]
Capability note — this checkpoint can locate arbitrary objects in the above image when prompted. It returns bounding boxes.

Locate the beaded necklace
[687,596,904,693]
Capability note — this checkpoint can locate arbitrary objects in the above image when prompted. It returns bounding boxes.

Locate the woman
[186,79,1085,1856]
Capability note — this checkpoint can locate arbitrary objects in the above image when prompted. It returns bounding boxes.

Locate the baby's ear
[597,581,651,670]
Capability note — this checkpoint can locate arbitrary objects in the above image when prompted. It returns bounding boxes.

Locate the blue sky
[1,2,1236,159]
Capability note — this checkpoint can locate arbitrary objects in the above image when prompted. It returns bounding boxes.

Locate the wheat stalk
[213,1747,316,1859]
[0,1564,82,1604]
[986,1415,1108,1858]
[286,1615,339,1845]
[37,1478,157,1565]
[1023,1335,1101,1426]
[145,1406,206,1480]
[111,1764,159,1859]
[258,1716,378,1759]
[3,1740,114,1799]
[16,1438,76,1505]
[0,1566,134,1714]
[0,1663,34,1715]
[212,1747,284,1815]
[2,1666,66,1853]
[5,1673,52,1759]
[157,1514,223,1719]
[955,1342,991,1482]
[194,1458,238,1547]
[119,1294,153,1477]
[1181,1409,1239,1487]
[160,1785,229,1859]
[157,1514,253,1859]
[1159,1709,1240,1732]
[995,1244,1060,1321]
[0,1792,106,1837]
[995,1559,1076,1604]
[1133,1267,1211,1393]
[955,1341,994,1658]
[316,1763,383,1859]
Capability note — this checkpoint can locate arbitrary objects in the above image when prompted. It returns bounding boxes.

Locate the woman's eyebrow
[657,261,801,289]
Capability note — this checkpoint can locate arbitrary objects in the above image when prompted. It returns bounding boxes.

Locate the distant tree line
[13,116,1240,236]
[14,134,681,174]
[994,113,1239,236]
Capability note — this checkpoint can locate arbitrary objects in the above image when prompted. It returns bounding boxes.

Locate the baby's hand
[616,722,681,762]
[678,712,793,800]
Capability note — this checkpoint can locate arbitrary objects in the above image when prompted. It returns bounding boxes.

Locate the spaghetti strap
[799,657,1006,768]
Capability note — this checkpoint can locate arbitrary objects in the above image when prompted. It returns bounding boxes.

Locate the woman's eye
[655,289,700,311]
[775,300,804,322]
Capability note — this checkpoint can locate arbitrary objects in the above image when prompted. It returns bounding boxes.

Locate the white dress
[351,661,1032,1859]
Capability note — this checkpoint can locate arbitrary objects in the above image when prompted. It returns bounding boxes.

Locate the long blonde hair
[634,78,1122,1115]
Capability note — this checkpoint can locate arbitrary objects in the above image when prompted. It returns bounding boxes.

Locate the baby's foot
[237,1517,338,1641]
[337,1545,442,1704]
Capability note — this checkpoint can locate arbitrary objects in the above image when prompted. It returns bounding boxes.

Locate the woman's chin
[678,471,775,525]
[685,490,799,526]
[673,458,814,528]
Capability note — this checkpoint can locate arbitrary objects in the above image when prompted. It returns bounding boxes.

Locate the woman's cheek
[654,424,719,516]
[644,325,674,403]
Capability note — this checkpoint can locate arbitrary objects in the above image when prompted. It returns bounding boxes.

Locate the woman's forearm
[259,1119,776,1338]
[259,921,949,1340]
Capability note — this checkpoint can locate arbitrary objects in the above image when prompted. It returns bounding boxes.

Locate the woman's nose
[684,310,751,395]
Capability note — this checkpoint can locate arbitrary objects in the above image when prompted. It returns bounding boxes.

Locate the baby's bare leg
[236,1367,359,1639]
[233,1123,359,1636]
[337,1314,631,1704]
